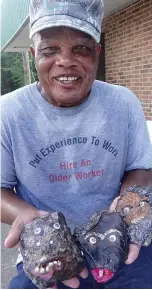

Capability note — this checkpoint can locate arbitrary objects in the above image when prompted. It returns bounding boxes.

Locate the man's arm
[120,169,152,193]
[110,169,152,265]
[1,188,48,248]
[1,188,40,225]
[1,188,88,288]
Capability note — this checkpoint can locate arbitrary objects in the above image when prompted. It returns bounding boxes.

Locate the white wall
[147,121,152,145]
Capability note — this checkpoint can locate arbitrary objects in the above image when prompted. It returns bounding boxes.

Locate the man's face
[31,27,101,107]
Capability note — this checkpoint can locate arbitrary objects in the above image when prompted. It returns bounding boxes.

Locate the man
[1,0,152,288]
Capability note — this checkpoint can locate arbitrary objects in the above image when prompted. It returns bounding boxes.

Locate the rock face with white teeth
[20,212,84,288]
[116,185,152,246]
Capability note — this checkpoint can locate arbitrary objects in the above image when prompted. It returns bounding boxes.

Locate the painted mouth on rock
[91,268,114,283]
[33,260,62,278]
[131,215,146,224]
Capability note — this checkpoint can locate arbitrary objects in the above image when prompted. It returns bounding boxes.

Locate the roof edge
[1,15,29,52]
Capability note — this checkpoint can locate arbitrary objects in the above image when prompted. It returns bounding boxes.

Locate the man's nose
[55,51,77,68]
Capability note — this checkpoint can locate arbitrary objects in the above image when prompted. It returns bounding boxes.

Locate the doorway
[96,33,105,81]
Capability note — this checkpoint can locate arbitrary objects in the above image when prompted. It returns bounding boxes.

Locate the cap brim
[30,14,100,43]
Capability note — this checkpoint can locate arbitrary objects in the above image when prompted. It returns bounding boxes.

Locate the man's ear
[97,43,101,56]
[30,45,35,57]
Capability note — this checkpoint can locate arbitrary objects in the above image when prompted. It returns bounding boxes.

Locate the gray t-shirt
[1,80,152,230]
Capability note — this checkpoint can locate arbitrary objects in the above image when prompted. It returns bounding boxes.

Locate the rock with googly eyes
[115,185,152,246]
[20,212,84,288]
[74,210,129,283]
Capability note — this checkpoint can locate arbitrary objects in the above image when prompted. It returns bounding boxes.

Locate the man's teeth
[56,76,79,82]
[35,260,61,274]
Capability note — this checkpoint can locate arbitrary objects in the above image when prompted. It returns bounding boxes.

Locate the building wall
[103,0,152,120]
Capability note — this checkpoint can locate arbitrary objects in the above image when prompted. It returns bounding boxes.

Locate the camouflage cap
[29,0,104,43]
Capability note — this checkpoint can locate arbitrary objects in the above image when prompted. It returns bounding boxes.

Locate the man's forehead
[35,26,95,42]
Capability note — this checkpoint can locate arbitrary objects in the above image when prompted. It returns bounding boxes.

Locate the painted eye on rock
[53,223,60,230]
[123,207,130,214]
[81,251,84,256]
[89,237,97,244]
[34,228,41,235]
[109,235,117,242]
[35,241,41,247]
[28,239,35,247]
[140,201,145,207]
[49,240,54,245]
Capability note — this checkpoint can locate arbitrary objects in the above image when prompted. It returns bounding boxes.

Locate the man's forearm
[120,169,152,194]
[1,188,38,225]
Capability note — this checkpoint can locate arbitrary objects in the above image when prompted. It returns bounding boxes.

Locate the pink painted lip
[91,268,114,283]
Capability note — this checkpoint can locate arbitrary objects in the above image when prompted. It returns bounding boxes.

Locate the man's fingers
[62,277,80,288]
[109,196,120,211]
[79,267,88,279]
[48,284,57,289]
[4,216,25,248]
[62,267,88,288]
[48,267,87,289]
[125,243,141,264]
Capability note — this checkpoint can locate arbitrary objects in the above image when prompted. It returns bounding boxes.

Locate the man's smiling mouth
[55,76,81,84]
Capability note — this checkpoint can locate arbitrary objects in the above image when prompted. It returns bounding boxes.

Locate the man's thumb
[4,211,49,248]
[4,216,25,248]
[125,243,141,264]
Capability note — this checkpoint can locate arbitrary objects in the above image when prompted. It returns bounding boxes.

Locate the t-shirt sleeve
[125,91,152,171]
[1,109,17,189]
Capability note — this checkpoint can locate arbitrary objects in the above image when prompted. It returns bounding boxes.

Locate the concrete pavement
[1,223,18,289]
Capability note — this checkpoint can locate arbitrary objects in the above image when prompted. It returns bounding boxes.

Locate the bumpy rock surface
[74,211,129,283]
[116,185,152,246]
[20,212,84,288]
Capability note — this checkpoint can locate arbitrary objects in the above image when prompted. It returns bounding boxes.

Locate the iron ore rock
[116,185,152,246]
[20,212,84,288]
[74,210,129,283]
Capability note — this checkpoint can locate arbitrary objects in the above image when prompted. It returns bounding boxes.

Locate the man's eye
[73,46,92,54]
[39,47,58,55]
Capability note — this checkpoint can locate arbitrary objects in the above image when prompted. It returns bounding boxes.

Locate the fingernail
[80,268,88,279]
[63,279,80,288]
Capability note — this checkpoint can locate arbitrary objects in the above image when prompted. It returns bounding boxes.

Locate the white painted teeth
[35,261,61,274]
[99,269,104,277]
[40,267,45,274]
[46,265,51,272]
[53,261,58,265]
[35,266,40,273]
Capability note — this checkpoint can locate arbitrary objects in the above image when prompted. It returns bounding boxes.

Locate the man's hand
[4,210,49,248]
[48,268,88,289]
[110,196,141,265]
[125,243,141,265]
[4,210,88,289]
